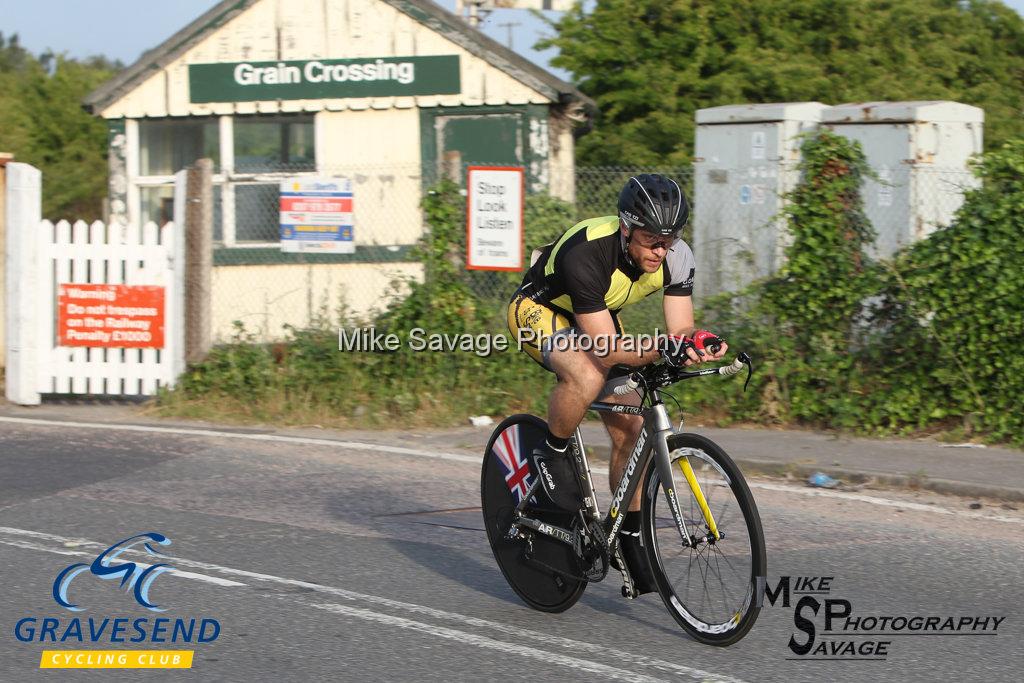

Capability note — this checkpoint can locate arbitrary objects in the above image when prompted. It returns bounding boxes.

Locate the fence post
[171,170,188,381]
[0,152,11,370]
[185,158,213,364]
[4,162,42,405]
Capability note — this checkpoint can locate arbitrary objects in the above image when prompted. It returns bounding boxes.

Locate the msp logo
[760,575,1007,661]
[53,532,173,612]
[12,531,221,670]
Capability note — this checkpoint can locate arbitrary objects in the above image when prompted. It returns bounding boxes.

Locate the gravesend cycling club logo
[53,532,173,612]
[11,531,222,670]
[760,575,1007,661]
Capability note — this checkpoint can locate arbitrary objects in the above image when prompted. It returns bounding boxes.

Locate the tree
[0,33,121,220]
[541,0,1024,164]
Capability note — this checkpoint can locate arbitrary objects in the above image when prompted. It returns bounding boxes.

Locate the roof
[822,101,984,124]
[696,102,829,125]
[83,0,593,115]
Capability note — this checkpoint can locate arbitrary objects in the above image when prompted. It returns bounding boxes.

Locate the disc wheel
[481,414,587,612]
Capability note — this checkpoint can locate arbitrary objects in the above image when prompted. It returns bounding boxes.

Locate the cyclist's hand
[659,331,728,366]
[659,334,698,367]
[692,330,728,363]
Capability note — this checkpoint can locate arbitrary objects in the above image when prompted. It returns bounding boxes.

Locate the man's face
[623,224,674,273]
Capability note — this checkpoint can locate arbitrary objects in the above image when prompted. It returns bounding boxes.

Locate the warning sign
[466,166,523,271]
[57,284,165,348]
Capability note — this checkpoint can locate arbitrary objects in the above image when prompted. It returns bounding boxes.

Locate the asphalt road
[1,417,1021,681]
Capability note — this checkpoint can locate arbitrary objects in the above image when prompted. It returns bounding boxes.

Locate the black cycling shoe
[531,442,583,512]
[615,530,657,595]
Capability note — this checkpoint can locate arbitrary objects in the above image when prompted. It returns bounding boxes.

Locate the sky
[0,0,573,79]
[1,0,1023,84]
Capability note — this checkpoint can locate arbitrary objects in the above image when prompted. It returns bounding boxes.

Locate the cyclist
[506,174,727,593]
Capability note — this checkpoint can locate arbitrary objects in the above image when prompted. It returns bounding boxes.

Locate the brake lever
[737,352,754,392]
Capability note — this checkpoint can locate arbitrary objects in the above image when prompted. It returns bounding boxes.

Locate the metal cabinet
[692,102,827,300]
[821,101,984,258]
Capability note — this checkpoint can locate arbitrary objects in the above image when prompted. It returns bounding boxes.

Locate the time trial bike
[481,352,766,646]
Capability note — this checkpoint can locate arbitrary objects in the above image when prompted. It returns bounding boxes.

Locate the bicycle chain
[580,517,609,582]
[521,515,609,583]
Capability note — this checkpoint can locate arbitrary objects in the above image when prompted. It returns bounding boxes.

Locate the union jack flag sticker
[491,424,535,504]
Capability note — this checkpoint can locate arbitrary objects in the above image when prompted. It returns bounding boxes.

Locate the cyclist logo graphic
[52,532,174,613]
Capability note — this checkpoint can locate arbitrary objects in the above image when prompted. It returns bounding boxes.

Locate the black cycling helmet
[617,174,689,237]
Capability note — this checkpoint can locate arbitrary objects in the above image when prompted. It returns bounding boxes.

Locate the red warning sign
[57,284,165,348]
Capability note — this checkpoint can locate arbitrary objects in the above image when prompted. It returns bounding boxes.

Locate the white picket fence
[5,163,185,404]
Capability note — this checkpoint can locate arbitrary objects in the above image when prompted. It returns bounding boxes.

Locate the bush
[161,179,555,427]
[867,139,1024,442]
[688,134,1024,446]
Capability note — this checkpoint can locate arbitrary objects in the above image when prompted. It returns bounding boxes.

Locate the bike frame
[509,381,720,588]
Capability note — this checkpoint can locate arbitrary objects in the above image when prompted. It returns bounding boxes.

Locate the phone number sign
[279,177,354,253]
[57,284,165,348]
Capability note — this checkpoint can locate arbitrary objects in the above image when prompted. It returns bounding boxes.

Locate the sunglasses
[632,232,677,251]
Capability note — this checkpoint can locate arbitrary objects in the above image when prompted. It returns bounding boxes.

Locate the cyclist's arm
[663,293,695,338]
[575,310,661,369]
[664,294,728,364]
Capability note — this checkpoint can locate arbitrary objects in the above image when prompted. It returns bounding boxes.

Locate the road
[1,416,1021,681]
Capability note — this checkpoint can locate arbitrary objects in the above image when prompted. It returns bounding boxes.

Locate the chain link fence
[161,161,973,342]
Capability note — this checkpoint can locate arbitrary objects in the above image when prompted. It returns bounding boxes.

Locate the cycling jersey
[509,215,695,373]
[525,215,695,315]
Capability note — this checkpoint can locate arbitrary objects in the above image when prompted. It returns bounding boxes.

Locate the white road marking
[300,600,670,683]
[167,569,248,587]
[0,537,247,587]
[2,414,1018,526]
[749,482,1024,525]
[0,526,744,683]
[0,416,481,464]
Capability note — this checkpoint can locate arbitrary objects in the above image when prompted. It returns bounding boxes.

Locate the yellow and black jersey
[525,215,695,315]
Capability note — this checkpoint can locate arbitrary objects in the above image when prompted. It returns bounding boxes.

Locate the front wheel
[641,433,766,646]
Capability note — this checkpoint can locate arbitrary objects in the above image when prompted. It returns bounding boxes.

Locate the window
[139,118,219,175]
[139,186,174,226]
[234,115,315,172]
[234,184,280,242]
[140,185,221,238]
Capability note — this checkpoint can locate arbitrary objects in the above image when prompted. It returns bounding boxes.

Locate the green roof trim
[83,0,593,115]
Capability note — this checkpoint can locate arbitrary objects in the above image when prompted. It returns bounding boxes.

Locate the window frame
[129,113,320,248]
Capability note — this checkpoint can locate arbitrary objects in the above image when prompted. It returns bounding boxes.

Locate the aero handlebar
[613,352,754,395]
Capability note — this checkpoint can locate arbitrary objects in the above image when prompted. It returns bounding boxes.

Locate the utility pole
[497,21,521,49]
[185,158,213,364]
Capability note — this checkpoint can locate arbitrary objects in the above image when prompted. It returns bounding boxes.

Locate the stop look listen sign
[466,166,524,271]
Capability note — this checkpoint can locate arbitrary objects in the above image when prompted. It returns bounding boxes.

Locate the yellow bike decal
[679,456,719,540]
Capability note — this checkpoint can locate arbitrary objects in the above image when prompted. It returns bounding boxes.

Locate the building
[83,0,592,338]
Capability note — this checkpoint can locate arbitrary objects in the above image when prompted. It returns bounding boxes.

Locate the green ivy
[689,133,1024,446]
[867,138,1024,442]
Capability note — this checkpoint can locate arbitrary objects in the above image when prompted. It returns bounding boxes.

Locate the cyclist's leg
[546,344,607,439]
[508,290,607,436]
[598,380,644,512]
[597,377,657,593]
[595,311,655,591]
[595,313,645,513]
[508,292,606,510]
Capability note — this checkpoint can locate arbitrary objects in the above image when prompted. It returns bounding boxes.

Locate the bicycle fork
[648,405,720,549]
